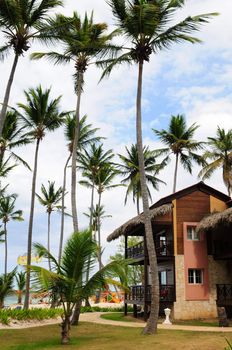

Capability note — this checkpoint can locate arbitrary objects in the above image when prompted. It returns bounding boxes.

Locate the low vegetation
[0,308,63,325]
[0,323,231,350]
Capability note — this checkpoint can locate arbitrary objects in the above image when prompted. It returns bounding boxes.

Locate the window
[187,226,199,241]
[188,269,203,284]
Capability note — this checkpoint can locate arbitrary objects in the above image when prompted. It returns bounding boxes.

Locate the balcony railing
[217,284,232,305]
[126,240,173,260]
[126,284,175,303]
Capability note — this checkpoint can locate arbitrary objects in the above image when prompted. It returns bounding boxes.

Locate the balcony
[217,284,232,305]
[126,239,174,260]
[126,284,175,304]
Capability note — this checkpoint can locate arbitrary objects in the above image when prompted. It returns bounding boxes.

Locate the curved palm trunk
[24,138,40,310]
[0,54,19,136]
[58,153,72,264]
[136,195,140,215]
[136,61,159,334]
[4,222,7,276]
[47,211,51,271]
[173,153,179,193]
[71,72,84,233]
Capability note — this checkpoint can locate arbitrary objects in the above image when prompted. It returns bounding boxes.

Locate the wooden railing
[217,284,232,304]
[126,239,174,259]
[127,284,175,303]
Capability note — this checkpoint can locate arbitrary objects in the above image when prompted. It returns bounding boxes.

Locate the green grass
[100,312,225,327]
[0,322,232,350]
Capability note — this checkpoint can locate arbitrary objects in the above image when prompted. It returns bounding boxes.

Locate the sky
[0,0,232,274]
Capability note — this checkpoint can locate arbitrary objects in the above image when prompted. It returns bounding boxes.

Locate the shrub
[0,308,63,324]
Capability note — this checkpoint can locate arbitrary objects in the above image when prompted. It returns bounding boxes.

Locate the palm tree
[18,85,66,309]
[95,164,121,270]
[84,204,112,241]
[0,110,31,169]
[79,143,114,234]
[118,144,166,214]
[0,268,16,308]
[153,114,205,193]
[15,271,26,304]
[58,115,102,264]
[100,0,217,334]
[199,127,232,196]
[36,181,62,270]
[0,195,23,275]
[32,230,126,344]
[0,156,17,194]
[31,12,118,232]
[0,0,63,136]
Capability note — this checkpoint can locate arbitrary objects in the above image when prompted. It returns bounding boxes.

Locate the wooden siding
[176,191,210,254]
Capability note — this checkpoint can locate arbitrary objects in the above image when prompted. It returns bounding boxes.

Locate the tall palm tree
[18,85,66,309]
[32,230,126,344]
[0,195,23,275]
[31,12,119,233]
[36,181,62,270]
[100,0,217,334]
[58,115,102,264]
[79,143,114,233]
[118,144,166,214]
[0,110,31,169]
[15,271,26,304]
[84,204,112,242]
[95,164,121,270]
[0,268,16,308]
[153,114,205,193]
[199,127,232,196]
[0,0,63,136]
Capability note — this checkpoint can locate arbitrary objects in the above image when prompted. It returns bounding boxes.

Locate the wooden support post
[133,304,138,318]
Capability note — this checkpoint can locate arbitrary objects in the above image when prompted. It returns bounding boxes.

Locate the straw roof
[107,203,173,242]
[197,207,232,233]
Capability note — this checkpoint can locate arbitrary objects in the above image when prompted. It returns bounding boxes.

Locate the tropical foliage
[32,230,126,344]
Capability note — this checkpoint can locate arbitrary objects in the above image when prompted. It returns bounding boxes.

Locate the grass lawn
[100,312,226,327]
[1,322,232,350]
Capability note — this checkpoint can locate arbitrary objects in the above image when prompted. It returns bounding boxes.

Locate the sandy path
[1,312,232,333]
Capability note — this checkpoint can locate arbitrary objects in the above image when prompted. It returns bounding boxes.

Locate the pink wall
[183,222,209,301]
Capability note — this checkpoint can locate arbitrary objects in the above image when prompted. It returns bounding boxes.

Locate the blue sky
[0,0,232,274]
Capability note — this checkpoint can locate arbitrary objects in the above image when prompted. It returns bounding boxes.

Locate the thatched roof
[107,203,173,242]
[197,207,232,233]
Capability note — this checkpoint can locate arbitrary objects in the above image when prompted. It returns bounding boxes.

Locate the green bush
[80,305,133,313]
[0,308,63,324]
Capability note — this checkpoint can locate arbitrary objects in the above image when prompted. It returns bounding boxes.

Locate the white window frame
[187,225,200,241]
[188,269,203,285]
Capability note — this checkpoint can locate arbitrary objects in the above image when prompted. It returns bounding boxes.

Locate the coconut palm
[199,127,232,196]
[58,115,102,264]
[100,0,217,334]
[84,204,112,241]
[0,195,23,275]
[0,110,31,169]
[15,271,26,304]
[0,156,17,194]
[0,268,17,308]
[79,143,114,232]
[0,0,63,136]
[118,144,166,214]
[32,230,126,344]
[36,181,63,270]
[153,114,205,193]
[31,12,119,233]
[18,85,66,309]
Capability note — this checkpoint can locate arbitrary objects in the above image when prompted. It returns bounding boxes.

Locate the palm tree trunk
[58,153,72,264]
[71,71,84,232]
[47,212,51,271]
[97,191,103,270]
[85,181,95,284]
[173,153,179,193]
[4,222,7,276]
[136,61,159,334]
[61,315,71,344]
[24,138,40,310]
[136,195,140,215]
[0,54,19,136]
